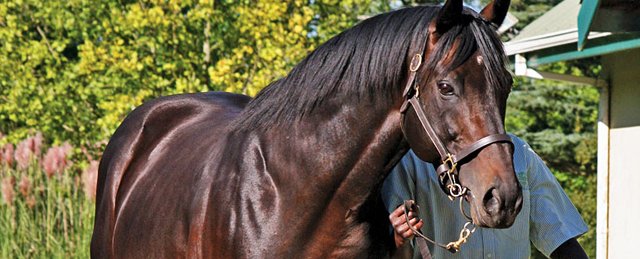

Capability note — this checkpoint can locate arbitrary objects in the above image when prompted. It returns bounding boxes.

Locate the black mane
[231,5,510,131]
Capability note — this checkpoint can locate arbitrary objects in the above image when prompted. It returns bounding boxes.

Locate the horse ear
[434,0,463,35]
[480,0,511,27]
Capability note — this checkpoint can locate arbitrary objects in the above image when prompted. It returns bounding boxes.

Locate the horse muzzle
[464,176,523,228]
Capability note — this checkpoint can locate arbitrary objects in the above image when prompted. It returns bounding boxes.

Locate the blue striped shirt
[381,135,588,259]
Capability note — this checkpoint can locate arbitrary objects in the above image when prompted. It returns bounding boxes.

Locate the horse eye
[438,83,454,95]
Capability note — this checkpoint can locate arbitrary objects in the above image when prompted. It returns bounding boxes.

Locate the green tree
[0,0,376,151]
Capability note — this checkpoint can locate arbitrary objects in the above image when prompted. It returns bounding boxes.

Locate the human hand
[389,201,423,248]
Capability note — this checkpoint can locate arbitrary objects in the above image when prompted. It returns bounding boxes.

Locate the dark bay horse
[91,0,522,257]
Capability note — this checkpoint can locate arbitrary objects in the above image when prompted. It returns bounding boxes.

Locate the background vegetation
[1,134,97,258]
[1,0,598,258]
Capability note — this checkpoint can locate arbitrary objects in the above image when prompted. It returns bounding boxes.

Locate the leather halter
[399,53,514,200]
[398,52,514,258]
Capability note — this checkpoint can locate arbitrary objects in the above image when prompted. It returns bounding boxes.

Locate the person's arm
[549,238,588,259]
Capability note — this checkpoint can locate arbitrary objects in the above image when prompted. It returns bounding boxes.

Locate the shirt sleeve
[381,151,418,215]
[524,141,589,257]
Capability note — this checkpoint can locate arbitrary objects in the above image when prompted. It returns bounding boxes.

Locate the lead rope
[402,200,476,258]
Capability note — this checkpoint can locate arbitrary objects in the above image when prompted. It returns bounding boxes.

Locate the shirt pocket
[499,189,530,241]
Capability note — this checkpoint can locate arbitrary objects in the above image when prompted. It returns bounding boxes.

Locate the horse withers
[91,0,522,258]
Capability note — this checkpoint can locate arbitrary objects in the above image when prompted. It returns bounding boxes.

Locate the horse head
[401,0,522,228]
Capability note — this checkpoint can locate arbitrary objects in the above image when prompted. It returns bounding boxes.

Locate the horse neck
[262,98,409,211]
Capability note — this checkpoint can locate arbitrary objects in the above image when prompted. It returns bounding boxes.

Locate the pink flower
[18,174,31,197]
[1,143,13,167]
[82,160,99,200]
[42,142,74,178]
[15,138,33,170]
[1,176,14,207]
[32,131,43,158]
[14,132,45,170]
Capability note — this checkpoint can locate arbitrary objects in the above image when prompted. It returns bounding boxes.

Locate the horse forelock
[231,6,441,132]
[421,7,511,97]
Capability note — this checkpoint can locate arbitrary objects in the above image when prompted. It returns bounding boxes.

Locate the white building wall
[601,48,640,259]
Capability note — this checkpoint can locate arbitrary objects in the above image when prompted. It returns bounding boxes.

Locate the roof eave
[577,0,602,51]
[504,29,611,56]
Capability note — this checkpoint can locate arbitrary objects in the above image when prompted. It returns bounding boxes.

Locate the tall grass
[0,132,97,258]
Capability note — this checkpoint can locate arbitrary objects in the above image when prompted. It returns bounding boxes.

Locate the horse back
[90,91,251,258]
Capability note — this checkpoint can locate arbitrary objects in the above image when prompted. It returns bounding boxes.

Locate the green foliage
[0,0,375,151]
[554,169,597,258]
[506,82,599,175]
[506,65,599,174]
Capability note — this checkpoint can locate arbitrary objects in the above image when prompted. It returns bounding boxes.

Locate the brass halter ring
[410,54,422,72]
[459,196,474,222]
[443,153,467,201]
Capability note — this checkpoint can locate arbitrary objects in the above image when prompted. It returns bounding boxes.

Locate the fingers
[389,204,423,240]
[389,203,420,221]
[390,210,417,230]
[397,217,422,238]
[390,203,425,247]
[390,204,406,218]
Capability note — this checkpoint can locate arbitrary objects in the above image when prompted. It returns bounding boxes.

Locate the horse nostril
[483,188,502,214]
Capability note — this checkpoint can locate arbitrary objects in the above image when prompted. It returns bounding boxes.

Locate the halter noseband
[400,53,514,201]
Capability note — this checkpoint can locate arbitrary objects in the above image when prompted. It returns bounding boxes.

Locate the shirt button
[487,253,492,258]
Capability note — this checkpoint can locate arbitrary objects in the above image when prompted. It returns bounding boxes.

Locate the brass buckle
[410,53,422,72]
[443,153,457,173]
[443,153,467,201]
